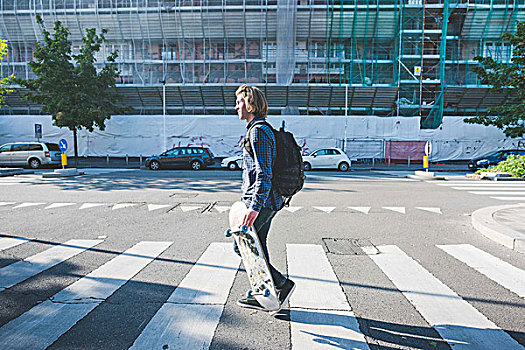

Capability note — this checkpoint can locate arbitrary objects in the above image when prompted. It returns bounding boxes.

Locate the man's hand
[243,208,259,227]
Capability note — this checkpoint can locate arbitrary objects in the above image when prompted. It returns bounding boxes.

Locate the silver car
[0,142,62,169]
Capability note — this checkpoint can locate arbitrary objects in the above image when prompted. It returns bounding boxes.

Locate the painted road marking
[0,241,172,350]
[0,239,103,292]
[438,244,525,298]
[370,245,522,349]
[0,237,32,252]
[287,244,369,349]
[131,242,240,349]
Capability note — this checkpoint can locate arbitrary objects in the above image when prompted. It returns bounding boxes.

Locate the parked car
[145,146,215,170]
[303,147,351,171]
[467,149,525,170]
[0,142,62,169]
[221,155,243,170]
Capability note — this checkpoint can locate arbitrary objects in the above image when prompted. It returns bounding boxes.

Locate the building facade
[0,0,523,128]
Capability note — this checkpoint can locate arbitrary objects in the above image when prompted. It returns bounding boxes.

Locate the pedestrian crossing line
[214,206,231,213]
[0,237,32,252]
[147,204,171,212]
[348,207,371,214]
[415,207,442,214]
[369,245,523,349]
[0,202,15,207]
[12,202,46,209]
[45,203,76,210]
[469,191,525,195]
[451,187,525,190]
[437,244,525,298]
[284,206,302,213]
[383,207,406,214]
[0,239,104,292]
[79,203,106,210]
[491,197,525,201]
[313,207,336,213]
[437,183,525,187]
[0,241,172,350]
[112,203,138,210]
[287,244,370,350]
[131,242,240,350]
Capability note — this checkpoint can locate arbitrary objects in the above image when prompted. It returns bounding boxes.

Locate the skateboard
[225,201,281,313]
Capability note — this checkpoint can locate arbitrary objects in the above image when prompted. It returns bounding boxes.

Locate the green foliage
[464,21,525,138]
[0,39,14,109]
[16,15,131,132]
[475,155,525,178]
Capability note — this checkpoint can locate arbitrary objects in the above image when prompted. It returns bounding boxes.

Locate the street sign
[35,124,42,140]
[424,141,432,156]
[59,139,68,152]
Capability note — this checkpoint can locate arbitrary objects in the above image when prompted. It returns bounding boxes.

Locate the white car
[221,155,243,170]
[303,147,351,172]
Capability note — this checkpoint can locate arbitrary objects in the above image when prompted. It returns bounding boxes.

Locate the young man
[234,84,295,311]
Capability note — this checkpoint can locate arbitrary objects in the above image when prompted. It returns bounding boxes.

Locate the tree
[16,15,131,164]
[0,39,14,108]
[464,21,525,138]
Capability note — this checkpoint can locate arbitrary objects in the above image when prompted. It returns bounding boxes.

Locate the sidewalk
[472,203,525,254]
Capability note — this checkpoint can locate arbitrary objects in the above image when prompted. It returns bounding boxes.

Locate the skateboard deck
[225,201,280,312]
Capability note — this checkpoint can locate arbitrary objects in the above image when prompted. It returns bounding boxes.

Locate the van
[0,142,62,169]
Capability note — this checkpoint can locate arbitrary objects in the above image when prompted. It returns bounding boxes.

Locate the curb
[471,204,525,253]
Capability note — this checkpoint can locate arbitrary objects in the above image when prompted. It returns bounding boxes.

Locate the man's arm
[248,125,274,212]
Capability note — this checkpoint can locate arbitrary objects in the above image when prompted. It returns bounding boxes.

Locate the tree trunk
[73,128,78,167]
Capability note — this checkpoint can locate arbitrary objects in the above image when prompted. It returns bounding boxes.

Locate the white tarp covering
[0,115,523,161]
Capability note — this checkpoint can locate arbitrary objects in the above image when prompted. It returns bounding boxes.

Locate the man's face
[235,95,250,121]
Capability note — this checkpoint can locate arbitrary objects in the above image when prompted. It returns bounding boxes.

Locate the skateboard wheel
[225,229,232,238]
[241,225,249,233]
[264,289,270,297]
[246,290,253,298]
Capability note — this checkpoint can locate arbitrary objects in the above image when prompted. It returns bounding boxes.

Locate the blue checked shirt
[241,118,284,212]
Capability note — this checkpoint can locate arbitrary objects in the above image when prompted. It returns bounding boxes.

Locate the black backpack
[244,120,305,207]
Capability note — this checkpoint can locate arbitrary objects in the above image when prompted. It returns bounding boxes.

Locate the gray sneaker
[277,279,296,307]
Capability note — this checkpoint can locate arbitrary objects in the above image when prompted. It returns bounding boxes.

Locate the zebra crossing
[433,180,525,201]
[0,201,444,215]
[0,236,523,349]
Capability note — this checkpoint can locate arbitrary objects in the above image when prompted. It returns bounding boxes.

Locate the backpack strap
[243,120,272,158]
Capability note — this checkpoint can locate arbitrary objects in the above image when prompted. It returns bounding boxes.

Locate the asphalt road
[0,168,524,350]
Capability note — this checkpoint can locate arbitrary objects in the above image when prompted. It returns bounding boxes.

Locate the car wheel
[191,160,203,170]
[304,162,311,171]
[228,162,239,170]
[338,162,349,172]
[29,158,41,169]
[149,160,160,170]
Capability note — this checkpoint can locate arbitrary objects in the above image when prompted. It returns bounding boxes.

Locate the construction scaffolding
[0,0,524,127]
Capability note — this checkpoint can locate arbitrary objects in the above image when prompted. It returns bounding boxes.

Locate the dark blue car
[467,149,525,170]
[146,146,215,170]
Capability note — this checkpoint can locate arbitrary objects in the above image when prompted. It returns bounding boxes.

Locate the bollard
[408,156,410,167]
[126,154,129,166]
[372,158,375,167]
[107,154,109,166]
[140,155,142,166]
[388,155,391,166]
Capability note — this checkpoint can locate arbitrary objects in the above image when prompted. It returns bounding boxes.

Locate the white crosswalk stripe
[438,244,525,298]
[0,240,523,349]
[0,237,32,252]
[287,244,370,349]
[0,241,172,350]
[370,245,523,349]
[0,239,103,292]
[434,181,525,201]
[131,242,240,349]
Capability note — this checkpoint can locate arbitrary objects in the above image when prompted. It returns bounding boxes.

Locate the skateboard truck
[246,288,271,298]
[224,225,249,237]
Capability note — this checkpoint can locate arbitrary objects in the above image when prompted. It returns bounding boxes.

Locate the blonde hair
[235,84,268,118]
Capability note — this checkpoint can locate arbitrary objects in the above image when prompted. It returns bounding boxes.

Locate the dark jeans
[233,207,286,289]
